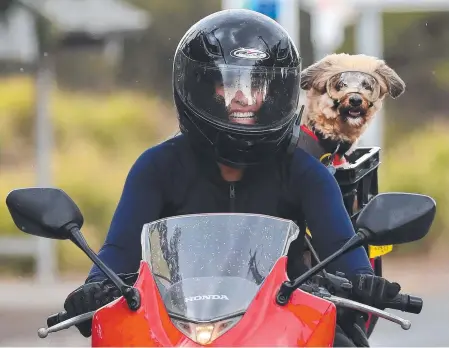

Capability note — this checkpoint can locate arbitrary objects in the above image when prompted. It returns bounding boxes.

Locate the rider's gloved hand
[350,273,401,309]
[63,273,138,338]
[63,281,120,337]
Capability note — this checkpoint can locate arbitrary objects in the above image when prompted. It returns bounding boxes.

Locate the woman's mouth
[230,111,254,118]
[229,111,255,124]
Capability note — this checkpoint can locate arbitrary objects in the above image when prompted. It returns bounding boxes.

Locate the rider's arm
[86,147,166,283]
[293,149,374,277]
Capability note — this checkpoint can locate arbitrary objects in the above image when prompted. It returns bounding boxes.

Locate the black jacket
[87,134,373,282]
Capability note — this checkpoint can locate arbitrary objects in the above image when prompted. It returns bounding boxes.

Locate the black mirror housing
[356,192,436,246]
[6,187,84,240]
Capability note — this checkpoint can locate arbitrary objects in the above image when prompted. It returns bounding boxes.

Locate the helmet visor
[174,52,301,132]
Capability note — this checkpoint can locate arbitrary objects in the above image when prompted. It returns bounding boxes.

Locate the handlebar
[41,292,421,338]
[309,273,423,314]
[39,310,95,338]
[326,295,412,330]
[47,310,69,328]
[311,290,422,331]
[299,280,423,330]
[40,281,423,339]
[382,294,423,314]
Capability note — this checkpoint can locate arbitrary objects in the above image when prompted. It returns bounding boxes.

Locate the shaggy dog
[298,53,406,167]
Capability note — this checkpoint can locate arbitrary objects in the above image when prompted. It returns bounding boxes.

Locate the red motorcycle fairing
[92,258,337,347]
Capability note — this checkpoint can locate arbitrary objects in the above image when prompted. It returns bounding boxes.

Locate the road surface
[370,295,449,347]
[0,270,447,346]
[0,281,88,347]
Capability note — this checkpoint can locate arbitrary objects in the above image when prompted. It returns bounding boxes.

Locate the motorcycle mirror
[277,191,436,305]
[6,187,84,239]
[5,187,141,311]
[355,192,436,246]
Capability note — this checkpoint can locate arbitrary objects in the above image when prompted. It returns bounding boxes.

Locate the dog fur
[300,53,406,155]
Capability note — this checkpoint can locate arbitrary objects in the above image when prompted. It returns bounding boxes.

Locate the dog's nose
[349,95,363,106]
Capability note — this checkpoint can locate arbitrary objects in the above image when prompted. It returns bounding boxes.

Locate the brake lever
[325,295,412,330]
[38,311,95,338]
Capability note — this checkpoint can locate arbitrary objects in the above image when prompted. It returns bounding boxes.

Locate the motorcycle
[5,188,436,346]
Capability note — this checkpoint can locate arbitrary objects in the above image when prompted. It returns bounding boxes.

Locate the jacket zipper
[229,182,236,212]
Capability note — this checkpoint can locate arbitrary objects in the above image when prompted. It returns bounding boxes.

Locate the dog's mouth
[348,109,362,118]
[339,106,367,119]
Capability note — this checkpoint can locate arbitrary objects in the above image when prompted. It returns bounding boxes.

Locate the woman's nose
[232,90,248,105]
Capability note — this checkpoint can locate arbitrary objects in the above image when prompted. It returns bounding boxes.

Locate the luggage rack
[334,146,381,222]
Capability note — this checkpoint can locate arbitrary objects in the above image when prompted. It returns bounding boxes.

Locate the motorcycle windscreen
[142,213,299,322]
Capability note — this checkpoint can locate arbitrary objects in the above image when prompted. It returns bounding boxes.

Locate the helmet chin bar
[183,109,295,169]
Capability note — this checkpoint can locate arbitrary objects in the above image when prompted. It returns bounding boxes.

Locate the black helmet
[173,9,302,168]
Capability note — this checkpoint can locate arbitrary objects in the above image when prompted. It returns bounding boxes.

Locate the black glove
[350,274,401,309]
[63,273,138,338]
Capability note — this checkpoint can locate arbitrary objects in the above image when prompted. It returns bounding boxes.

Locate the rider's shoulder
[132,134,186,171]
[290,146,328,174]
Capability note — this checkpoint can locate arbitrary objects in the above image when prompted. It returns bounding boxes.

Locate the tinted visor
[326,71,380,102]
[174,52,301,131]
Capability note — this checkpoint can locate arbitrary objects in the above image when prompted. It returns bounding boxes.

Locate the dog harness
[297,125,353,169]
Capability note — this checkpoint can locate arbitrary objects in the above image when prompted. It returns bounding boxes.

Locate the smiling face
[326,71,381,125]
[299,54,406,143]
[301,71,384,142]
[214,83,264,125]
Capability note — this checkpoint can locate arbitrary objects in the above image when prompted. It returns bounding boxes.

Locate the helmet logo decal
[231,48,269,60]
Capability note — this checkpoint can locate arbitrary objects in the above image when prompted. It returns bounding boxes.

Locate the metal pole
[278,0,300,49]
[355,6,384,147]
[35,52,56,283]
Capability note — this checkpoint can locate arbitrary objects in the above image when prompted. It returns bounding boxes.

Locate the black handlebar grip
[407,295,424,314]
[47,310,69,328]
[383,294,423,314]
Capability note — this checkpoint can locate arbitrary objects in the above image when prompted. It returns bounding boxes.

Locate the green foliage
[1,76,448,277]
[336,12,433,55]
[121,0,221,97]
[0,76,178,275]
[379,119,449,254]
[335,11,449,254]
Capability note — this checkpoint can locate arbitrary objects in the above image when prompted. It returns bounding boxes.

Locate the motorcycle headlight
[172,316,242,345]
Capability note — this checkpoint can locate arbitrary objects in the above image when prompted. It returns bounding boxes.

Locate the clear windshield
[141,213,299,322]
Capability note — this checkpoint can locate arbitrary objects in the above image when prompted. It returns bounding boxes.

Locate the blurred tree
[119,0,221,98]
[120,1,315,99]
[337,11,449,129]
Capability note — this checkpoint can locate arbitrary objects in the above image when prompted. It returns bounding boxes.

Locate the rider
[63,9,400,346]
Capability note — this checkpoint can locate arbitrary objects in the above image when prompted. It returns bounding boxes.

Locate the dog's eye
[336,81,346,91]
[362,81,373,91]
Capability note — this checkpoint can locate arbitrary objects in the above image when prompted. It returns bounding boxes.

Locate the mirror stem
[276,231,367,305]
[67,224,141,311]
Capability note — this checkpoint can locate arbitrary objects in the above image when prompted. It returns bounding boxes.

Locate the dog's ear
[375,62,405,99]
[300,60,332,91]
